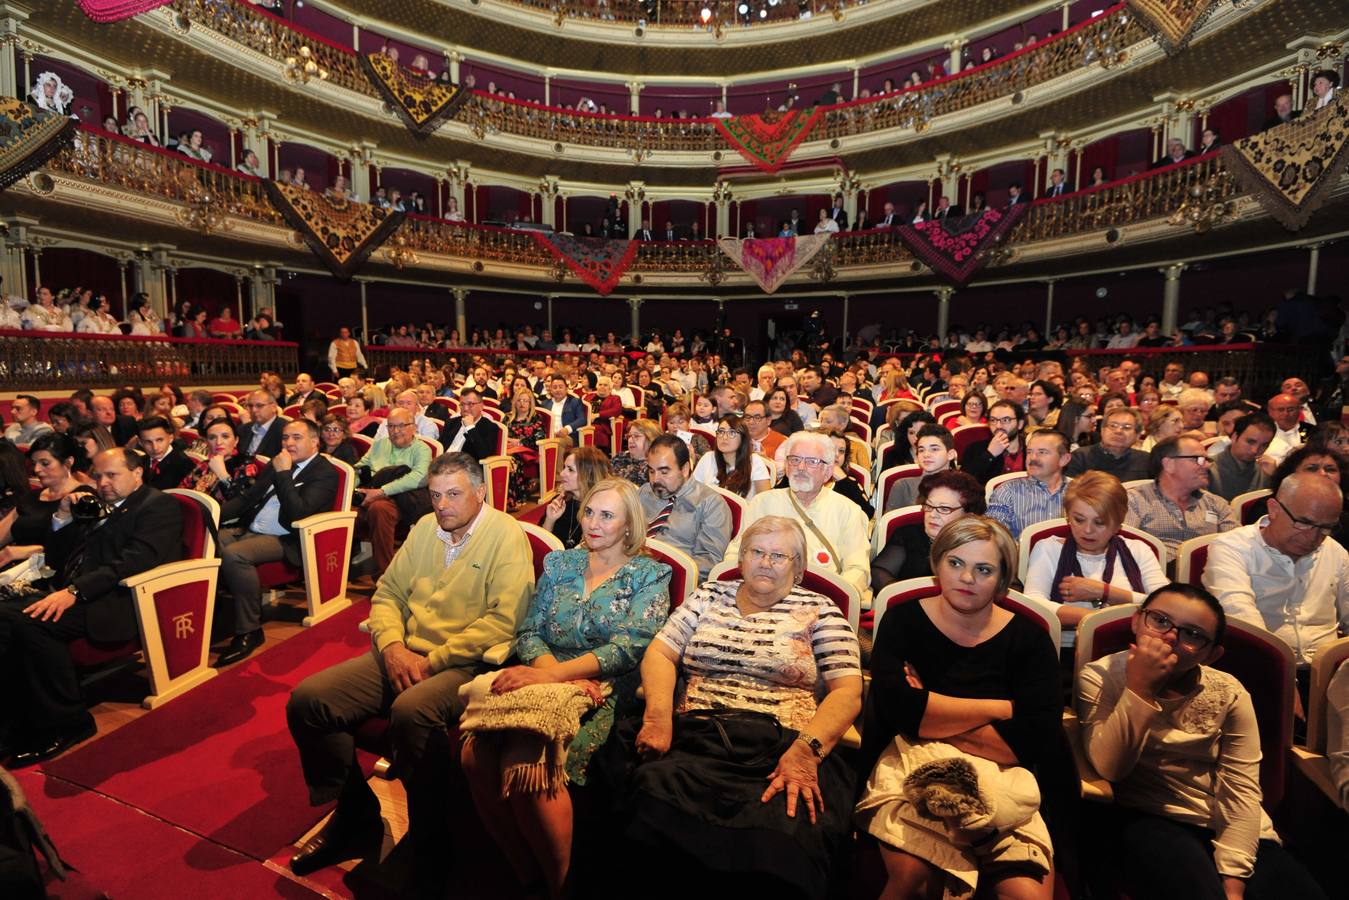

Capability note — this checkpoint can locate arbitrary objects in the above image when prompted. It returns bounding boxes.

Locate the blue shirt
[250,457,313,536]
[987,474,1071,539]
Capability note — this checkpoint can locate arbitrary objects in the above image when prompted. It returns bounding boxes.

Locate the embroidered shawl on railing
[717,234,831,294]
[1125,0,1219,56]
[359,52,471,138]
[78,0,172,22]
[1221,95,1349,231]
[713,109,821,173]
[531,232,639,295]
[0,100,78,193]
[895,206,1027,288]
[262,181,405,279]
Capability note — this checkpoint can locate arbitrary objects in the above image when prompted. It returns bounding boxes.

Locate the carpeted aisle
[14,768,327,899]
[43,599,375,862]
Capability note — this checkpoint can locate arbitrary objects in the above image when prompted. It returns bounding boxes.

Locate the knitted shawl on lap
[459,670,609,796]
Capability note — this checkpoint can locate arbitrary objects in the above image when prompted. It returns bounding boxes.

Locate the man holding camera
[0,448,182,765]
[214,419,339,667]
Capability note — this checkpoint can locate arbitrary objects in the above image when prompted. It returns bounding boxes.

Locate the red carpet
[44,600,375,861]
[14,769,326,899]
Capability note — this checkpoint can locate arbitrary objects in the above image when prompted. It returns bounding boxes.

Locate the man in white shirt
[1105,320,1141,349]
[724,431,871,603]
[542,375,586,440]
[1204,474,1349,722]
[1281,376,1317,426]
[1264,392,1310,463]
[749,365,776,401]
[374,390,440,440]
[1159,362,1187,401]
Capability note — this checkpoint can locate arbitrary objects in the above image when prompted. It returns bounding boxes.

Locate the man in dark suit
[877,202,898,227]
[1151,138,1195,169]
[828,195,848,231]
[180,389,214,432]
[138,416,197,490]
[786,208,805,234]
[0,448,182,764]
[541,375,587,442]
[636,218,654,241]
[90,395,137,445]
[440,388,502,461]
[1262,93,1300,131]
[414,383,450,424]
[663,221,678,241]
[1006,183,1026,206]
[215,419,340,667]
[290,372,323,407]
[1045,168,1073,197]
[241,389,288,458]
[933,196,962,220]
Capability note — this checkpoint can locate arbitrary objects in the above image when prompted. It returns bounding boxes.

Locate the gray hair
[1277,470,1344,506]
[784,430,834,460]
[1177,388,1213,410]
[738,515,808,581]
[428,451,484,486]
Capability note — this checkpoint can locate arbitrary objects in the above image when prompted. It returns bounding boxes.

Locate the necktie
[646,497,675,537]
[150,458,161,476]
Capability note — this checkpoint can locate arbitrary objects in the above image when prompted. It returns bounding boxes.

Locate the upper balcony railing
[47,126,1241,284]
[169,0,1140,156]
[498,0,856,29]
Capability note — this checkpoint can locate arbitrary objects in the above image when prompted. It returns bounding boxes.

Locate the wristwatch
[68,584,82,602]
[795,732,826,761]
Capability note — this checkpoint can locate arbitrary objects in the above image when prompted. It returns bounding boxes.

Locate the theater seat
[950,423,991,457]
[257,456,358,627]
[1232,488,1272,526]
[69,489,223,709]
[1074,604,1297,811]
[871,576,1060,648]
[645,538,698,609]
[480,455,512,512]
[1291,635,1349,807]
[1017,517,1167,582]
[708,561,861,633]
[708,485,745,540]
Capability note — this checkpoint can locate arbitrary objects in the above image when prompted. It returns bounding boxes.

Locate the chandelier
[283,46,329,85]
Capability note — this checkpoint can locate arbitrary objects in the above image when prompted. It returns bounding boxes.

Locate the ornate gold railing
[168,0,1141,155]
[0,330,299,389]
[497,0,853,28]
[43,128,1239,279]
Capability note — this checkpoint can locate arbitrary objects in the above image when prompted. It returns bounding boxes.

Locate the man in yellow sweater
[285,451,535,876]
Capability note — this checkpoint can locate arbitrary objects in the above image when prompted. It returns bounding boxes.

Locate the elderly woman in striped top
[625,515,862,898]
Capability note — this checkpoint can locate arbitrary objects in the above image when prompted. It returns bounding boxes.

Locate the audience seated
[286,452,535,876]
[639,435,732,579]
[1265,392,1311,463]
[181,417,264,502]
[1076,584,1328,900]
[824,431,873,518]
[872,470,985,591]
[691,415,771,500]
[461,477,668,897]
[726,431,870,602]
[542,447,611,549]
[439,388,501,460]
[1204,473,1348,714]
[1065,406,1150,481]
[886,424,956,512]
[987,429,1072,539]
[1208,412,1276,501]
[0,449,182,765]
[241,389,288,457]
[610,418,660,488]
[215,419,340,667]
[376,390,441,441]
[5,395,53,445]
[90,395,137,446]
[136,416,196,491]
[960,400,1028,484]
[1126,435,1237,558]
[354,408,432,576]
[0,434,92,574]
[858,517,1060,899]
[625,516,862,896]
[1023,471,1168,653]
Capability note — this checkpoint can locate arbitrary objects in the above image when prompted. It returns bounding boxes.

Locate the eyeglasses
[1171,454,1210,465]
[387,422,415,431]
[715,429,739,438]
[246,402,273,409]
[922,502,963,516]
[743,413,766,420]
[1104,421,1137,432]
[786,455,828,468]
[1274,496,1338,535]
[321,426,344,434]
[742,547,793,567]
[1140,608,1213,651]
[988,416,1017,427]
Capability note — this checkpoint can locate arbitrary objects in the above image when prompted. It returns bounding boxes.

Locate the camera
[72,493,112,522]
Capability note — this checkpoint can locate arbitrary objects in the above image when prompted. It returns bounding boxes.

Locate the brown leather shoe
[289,813,383,876]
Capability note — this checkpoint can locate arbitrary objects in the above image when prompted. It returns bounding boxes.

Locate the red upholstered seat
[645,539,697,609]
[712,563,859,632]
[950,423,991,457]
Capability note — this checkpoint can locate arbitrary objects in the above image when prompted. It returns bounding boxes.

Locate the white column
[453,287,468,339]
[0,13,26,100]
[448,51,461,83]
[234,273,246,324]
[1160,264,1184,334]
[544,74,551,106]
[935,287,953,341]
[628,81,642,115]
[1307,243,1322,295]
[359,279,369,341]
[851,67,860,100]
[947,38,965,75]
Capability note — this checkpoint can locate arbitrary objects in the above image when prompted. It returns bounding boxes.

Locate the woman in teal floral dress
[461,477,671,898]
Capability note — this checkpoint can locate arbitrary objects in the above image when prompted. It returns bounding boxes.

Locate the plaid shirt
[1125,481,1237,558]
[987,475,1071,539]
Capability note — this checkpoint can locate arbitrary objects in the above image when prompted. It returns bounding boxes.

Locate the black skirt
[622,710,856,899]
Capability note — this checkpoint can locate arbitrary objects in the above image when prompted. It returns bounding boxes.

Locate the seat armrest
[121,557,223,590]
[292,509,358,534]
[1062,709,1114,801]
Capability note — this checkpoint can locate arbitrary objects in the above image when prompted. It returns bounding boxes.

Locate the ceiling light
[759,7,768,17]
[737,2,748,13]
[700,6,712,22]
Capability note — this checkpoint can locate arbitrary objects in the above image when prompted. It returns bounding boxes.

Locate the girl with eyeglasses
[1075,584,1327,900]
[691,415,771,499]
[317,414,360,467]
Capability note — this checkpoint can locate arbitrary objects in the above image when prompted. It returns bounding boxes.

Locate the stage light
[737,3,748,14]
[700,6,712,22]
[759,7,768,17]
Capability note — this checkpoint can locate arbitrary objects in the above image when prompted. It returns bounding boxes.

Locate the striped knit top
[655,579,861,732]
